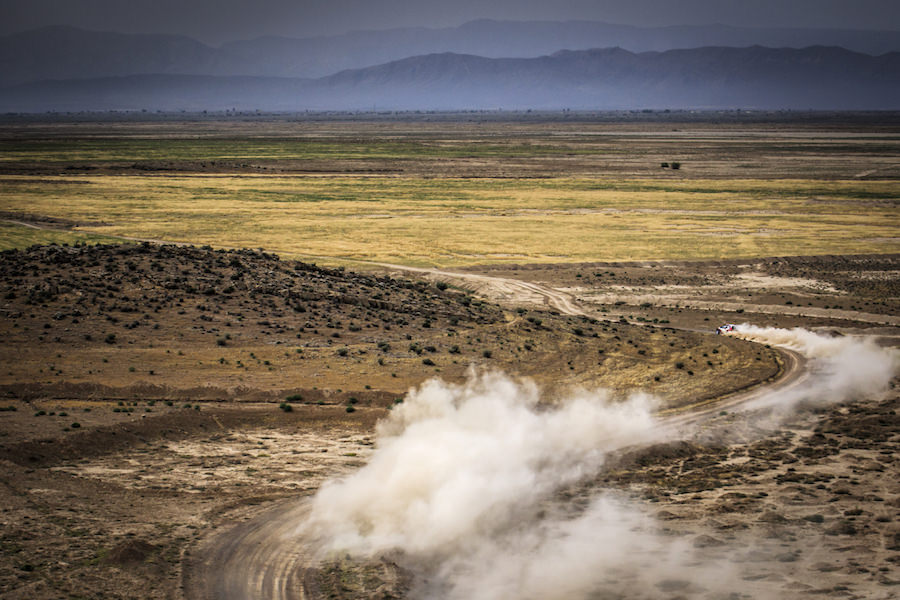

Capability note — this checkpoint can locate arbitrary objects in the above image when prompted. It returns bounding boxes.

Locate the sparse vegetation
[0,116,896,600]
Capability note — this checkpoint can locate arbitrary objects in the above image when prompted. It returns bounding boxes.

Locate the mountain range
[2,45,897,113]
[1,20,898,113]
[2,20,900,86]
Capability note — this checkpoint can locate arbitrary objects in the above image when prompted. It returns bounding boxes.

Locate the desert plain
[0,111,898,599]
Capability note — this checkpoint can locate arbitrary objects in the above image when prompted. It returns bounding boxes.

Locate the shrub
[70,422,81,428]
[285,393,304,402]
[482,350,492,359]
[422,358,436,366]
[278,402,293,412]
[803,514,825,523]
[345,405,356,413]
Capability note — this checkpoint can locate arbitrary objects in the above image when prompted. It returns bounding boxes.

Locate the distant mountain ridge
[2,45,897,112]
[2,20,900,85]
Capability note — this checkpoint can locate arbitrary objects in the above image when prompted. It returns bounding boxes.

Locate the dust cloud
[299,328,898,598]
[303,372,660,556]
[733,324,898,413]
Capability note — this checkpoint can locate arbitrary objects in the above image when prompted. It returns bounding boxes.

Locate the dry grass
[1,175,897,267]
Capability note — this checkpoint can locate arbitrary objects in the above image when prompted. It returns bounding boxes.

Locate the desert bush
[803,514,825,523]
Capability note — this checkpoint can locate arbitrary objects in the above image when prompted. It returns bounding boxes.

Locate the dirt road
[374,262,587,316]
[184,342,809,600]
[184,500,315,600]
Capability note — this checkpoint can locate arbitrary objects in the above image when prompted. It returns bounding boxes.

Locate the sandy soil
[1,249,896,599]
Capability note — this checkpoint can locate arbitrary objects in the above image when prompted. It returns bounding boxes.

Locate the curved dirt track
[661,346,806,428]
[184,499,315,600]
[185,347,807,600]
[183,310,809,600]
[374,262,587,316]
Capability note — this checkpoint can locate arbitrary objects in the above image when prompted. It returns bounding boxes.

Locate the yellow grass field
[1,174,897,266]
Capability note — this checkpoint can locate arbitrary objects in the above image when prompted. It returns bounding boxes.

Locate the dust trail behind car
[296,328,898,599]
[730,324,898,414]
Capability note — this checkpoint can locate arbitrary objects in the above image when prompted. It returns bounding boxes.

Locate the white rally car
[716,323,737,335]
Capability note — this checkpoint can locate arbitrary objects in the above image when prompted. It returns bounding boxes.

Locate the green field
[0,138,584,163]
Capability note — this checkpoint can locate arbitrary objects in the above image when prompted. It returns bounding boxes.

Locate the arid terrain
[0,114,898,599]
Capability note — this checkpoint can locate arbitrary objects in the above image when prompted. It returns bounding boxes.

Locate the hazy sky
[2,0,898,44]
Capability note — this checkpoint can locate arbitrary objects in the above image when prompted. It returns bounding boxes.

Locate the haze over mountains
[1,20,899,112]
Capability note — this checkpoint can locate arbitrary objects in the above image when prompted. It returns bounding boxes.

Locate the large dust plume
[303,372,661,557]
[299,328,897,598]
